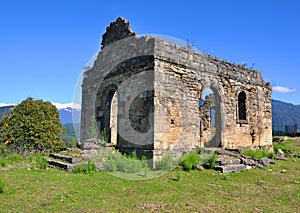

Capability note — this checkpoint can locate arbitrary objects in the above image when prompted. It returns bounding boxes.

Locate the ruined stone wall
[153,38,272,154]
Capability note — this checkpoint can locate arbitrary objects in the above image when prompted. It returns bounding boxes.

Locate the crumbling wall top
[101,17,137,49]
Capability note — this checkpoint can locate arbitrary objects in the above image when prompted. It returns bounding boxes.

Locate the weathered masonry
[80,17,272,159]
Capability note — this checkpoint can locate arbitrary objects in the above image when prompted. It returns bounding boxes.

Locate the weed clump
[0,157,7,168]
[206,152,218,169]
[155,154,176,171]
[35,155,49,169]
[180,152,199,171]
[72,160,96,174]
[105,150,147,173]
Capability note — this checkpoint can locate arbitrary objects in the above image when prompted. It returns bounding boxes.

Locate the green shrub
[7,154,23,163]
[0,157,7,168]
[0,178,5,193]
[73,160,96,174]
[155,154,176,171]
[206,153,218,169]
[180,152,199,171]
[35,155,48,169]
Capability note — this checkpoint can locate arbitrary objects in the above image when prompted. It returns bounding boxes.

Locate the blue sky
[0,0,300,105]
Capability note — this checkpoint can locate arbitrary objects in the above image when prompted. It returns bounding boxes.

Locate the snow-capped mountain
[58,107,81,124]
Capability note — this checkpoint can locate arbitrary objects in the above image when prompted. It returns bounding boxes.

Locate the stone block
[214,164,247,174]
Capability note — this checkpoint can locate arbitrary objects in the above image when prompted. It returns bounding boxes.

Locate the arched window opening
[238,91,247,120]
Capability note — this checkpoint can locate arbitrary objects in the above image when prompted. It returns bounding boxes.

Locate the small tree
[0,98,65,156]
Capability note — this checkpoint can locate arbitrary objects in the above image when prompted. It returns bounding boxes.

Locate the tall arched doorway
[199,86,222,147]
[96,86,118,145]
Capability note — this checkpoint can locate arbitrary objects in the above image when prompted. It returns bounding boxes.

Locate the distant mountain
[58,107,81,125]
[272,99,300,130]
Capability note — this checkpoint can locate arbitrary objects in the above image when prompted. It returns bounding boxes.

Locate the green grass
[7,153,23,163]
[0,178,5,193]
[0,138,300,212]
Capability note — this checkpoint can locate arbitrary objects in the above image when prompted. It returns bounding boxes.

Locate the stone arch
[198,82,224,148]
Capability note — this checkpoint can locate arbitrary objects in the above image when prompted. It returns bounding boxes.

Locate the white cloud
[272,86,297,93]
[0,103,16,107]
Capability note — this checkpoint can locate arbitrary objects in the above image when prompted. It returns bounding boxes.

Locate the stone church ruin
[80,17,272,161]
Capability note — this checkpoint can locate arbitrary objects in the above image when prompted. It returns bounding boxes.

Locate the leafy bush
[0,144,9,156]
[180,152,199,171]
[0,98,65,156]
[35,155,48,169]
[243,148,274,159]
[0,178,5,193]
[206,153,218,169]
[73,160,96,174]
[155,154,176,171]
[273,142,293,154]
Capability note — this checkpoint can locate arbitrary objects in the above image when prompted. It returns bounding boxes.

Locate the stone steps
[49,153,82,164]
[47,145,112,172]
[47,151,86,172]
[48,158,78,172]
[210,149,275,174]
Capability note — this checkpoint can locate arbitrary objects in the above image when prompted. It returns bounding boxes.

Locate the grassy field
[0,138,300,212]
